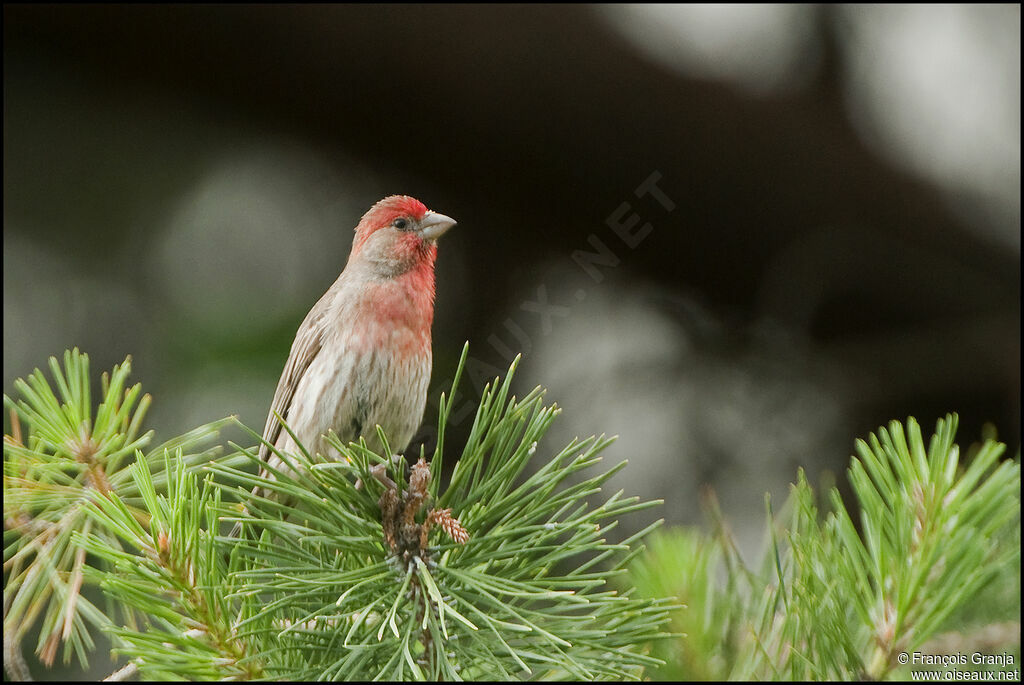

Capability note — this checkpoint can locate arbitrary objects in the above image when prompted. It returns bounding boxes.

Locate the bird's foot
[355,454,402,491]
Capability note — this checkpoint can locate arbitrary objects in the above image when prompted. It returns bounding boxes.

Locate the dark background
[4,5,1019,679]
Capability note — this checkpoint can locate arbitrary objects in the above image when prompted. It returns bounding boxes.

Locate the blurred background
[3,4,1020,678]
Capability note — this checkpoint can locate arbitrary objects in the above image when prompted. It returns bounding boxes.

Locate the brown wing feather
[258,293,331,463]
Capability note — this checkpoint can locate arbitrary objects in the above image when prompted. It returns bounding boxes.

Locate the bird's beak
[418,211,457,241]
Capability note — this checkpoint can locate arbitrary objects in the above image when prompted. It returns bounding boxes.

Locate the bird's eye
[392,217,409,230]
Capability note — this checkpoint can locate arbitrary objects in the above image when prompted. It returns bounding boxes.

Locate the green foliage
[74,450,262,681]
[630,415,1021,681]
[7,345,671,680]
[3,349,230,670]
[9,348,1017,682]
[627,527,739,681]
[200,347,672,680]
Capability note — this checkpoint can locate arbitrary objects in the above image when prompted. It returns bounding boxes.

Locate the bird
[233,195,455,534]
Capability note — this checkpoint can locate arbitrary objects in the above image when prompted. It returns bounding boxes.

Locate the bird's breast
[294,275,435,457]
[353,274,435,357]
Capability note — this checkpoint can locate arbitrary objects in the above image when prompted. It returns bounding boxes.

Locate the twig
[104,660,140,681]
[3,630,32,681]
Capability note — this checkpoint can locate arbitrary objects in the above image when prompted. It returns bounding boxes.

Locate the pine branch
[76,450,264,680]
[202,344,673,680]
[3,349,232,673]
[631,414,1021,681]
[13,344,670,680]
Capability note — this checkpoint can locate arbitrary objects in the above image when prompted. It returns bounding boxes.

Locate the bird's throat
[357,262,436,355]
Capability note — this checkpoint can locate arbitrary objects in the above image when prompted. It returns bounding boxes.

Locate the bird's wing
[259,293,331,463]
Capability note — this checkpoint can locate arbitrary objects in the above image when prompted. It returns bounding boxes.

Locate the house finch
[243,195,455,515]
